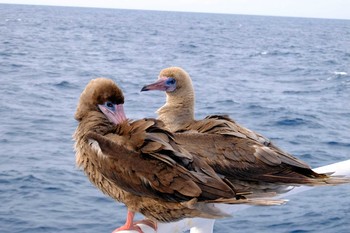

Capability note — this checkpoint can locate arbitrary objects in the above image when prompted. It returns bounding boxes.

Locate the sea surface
[0,4,349,233]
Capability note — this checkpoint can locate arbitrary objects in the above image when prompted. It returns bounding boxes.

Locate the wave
[53,81,78,89]
[333,71,348,76]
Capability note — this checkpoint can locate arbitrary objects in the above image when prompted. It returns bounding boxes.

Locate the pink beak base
[141,77,168,91]
[98,104,127,125]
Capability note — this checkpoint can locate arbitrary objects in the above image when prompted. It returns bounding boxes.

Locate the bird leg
[112,211,142,233]
[112,211,157,233]
[134,219,157,231]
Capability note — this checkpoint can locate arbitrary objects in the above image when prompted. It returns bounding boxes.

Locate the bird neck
[157,92,195,132]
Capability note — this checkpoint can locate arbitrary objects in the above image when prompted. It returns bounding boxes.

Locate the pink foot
[134,219,157,231]
[112,211,156,233]
[112,224,143,233]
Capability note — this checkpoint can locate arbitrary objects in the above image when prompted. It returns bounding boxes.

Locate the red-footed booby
[141,67,269,140]
[73,78,283,233]
[141,67,349,194]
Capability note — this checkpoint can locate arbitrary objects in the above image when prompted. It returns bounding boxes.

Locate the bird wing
[85,119,236,202]
[173,131,332,186]
[183,115,273,146]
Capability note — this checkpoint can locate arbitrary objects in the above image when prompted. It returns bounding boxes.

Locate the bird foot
[112,224,143,233]
[112,219,157,233]
[134,219,157,231]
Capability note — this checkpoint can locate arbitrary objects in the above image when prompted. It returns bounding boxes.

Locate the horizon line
[2,2,350,21]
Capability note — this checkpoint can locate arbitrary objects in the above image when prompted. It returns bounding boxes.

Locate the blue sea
[0,4,349,233]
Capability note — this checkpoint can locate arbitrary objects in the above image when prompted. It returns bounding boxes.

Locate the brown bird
[141,67,349,194]
[73,78,282,233]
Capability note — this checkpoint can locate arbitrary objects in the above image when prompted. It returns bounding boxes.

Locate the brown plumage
[141,67,349,194]
[73,78,283,230]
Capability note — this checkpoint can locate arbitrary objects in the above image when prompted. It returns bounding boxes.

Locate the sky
[1,0,350,20]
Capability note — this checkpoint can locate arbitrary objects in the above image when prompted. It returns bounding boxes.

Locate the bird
[140,67,269,141]
[73,78,283,233]
[140,67,349,195]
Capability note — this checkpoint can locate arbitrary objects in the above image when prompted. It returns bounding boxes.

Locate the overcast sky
[1,0,350,20]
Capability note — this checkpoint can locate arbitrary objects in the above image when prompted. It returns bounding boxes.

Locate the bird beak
[141,77,168,92]
[98,104,127,125]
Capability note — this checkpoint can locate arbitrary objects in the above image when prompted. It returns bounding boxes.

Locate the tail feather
[205,197,287,206]
[261,170,350,186]
[315,175,350,185]
[180,197,286,219]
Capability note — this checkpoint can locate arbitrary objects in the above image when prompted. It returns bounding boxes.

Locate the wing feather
[85,119,237,202]
[173,131,330,187]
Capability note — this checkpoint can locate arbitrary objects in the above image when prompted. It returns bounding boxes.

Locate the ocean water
[0,4,349,233]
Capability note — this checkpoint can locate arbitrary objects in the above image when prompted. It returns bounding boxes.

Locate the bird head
[75,78,127,125]
[141,67,193,95]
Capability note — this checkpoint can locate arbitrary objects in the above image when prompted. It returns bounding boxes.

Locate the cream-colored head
[141,67,195,131]
[142,67,194,98]
[75,78,127,125]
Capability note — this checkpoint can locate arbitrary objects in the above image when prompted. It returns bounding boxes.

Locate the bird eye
[166,78,176,85]
[106,101,114,108]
